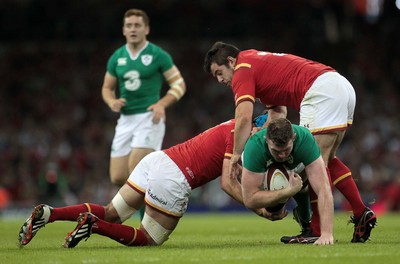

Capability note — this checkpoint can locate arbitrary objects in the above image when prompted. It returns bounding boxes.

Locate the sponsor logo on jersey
[117,58,127,66]
[141,55,153,66]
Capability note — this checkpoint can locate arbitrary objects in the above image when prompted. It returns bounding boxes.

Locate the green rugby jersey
[107,42,174,115]
[242,125,320,173]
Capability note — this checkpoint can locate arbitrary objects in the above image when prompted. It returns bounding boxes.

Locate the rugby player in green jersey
[241,118,334,245]
[101,9,186,187]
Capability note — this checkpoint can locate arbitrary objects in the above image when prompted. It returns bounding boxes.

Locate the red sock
[329,157,365,218]
[308,187,321,236]
[49,203,105,222]
[92,219,149,246]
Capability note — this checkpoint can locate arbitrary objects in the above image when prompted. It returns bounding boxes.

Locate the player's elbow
[242,195,258,210]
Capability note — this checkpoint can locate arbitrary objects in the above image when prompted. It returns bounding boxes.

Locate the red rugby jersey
[232,50,335,110]
[163,120,234,189]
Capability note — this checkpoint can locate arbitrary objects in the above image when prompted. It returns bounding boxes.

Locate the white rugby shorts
[299,72,356,134]
[110,112,165,157]
[127,151,191,217]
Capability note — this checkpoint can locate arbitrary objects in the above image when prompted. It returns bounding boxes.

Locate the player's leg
[308,72,376,242]
[64,152,187,248]
[64,183,148,248]
[109,115,138,186]
[18,181,142,247]
[18,202,107,247]
[321,132,376,242]
[110,155,130,186]
[63,206,179,248]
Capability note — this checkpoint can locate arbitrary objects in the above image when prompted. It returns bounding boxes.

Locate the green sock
[292,191,311,227]
[138,206,145,220]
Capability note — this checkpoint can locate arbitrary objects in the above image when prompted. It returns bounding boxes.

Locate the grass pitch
[1,211,399,264]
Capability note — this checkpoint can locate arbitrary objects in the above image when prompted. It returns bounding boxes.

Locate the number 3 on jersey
[124,70,141,91]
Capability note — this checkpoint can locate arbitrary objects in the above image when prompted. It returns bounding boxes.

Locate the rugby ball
[263,163,289,191]
[263,163,290,212]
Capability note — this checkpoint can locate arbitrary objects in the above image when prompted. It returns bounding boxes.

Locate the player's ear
[292,133,297,141]
[227,56,236,66]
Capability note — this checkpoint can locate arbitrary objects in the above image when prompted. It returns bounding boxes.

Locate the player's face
[210,63,234,86]
[266,139,294,162]
[123,16,149,45]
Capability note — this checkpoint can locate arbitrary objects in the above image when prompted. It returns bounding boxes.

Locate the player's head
[265,118,296,162]
[123,9,150,44]
[204,42,240,86]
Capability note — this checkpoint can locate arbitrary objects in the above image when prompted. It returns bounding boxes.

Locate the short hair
[266,118,295,147]
[203,41,241,73]
[123,9,150,26]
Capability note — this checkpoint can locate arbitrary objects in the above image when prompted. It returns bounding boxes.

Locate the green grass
[1,212,399,264]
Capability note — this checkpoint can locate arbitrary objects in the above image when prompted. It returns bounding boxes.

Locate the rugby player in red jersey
[204,41,376,244]
[18,119,300,248]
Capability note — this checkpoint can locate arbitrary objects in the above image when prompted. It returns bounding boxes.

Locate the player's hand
[256,208,288,221]
[147,103,166,124]
[229,154,241,179]
[288,171,303,194]
[109,98,126,112]
[314,234,334,245]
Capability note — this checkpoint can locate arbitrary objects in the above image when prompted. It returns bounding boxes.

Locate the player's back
[164,120,235,189]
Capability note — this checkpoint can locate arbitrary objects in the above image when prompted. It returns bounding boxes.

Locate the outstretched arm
[230,101,253,178]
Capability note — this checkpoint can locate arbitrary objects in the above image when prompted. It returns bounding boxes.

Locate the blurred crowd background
[1,0,399,214]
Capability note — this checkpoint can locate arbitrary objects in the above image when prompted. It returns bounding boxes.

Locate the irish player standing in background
[102,9,186,187]
[204,41,376,244]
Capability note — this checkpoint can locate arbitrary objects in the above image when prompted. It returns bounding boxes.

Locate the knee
[110,174,127,187]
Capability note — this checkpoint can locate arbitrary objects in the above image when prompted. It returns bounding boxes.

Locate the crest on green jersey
[141,55,153,66]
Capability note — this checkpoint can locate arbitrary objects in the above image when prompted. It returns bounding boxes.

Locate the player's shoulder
[292,124,312,135]
[292,124,316,145]
[145,42,170,55]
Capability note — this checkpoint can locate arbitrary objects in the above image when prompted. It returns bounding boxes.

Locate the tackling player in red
[18,119,297,248]
[204,41,376,244]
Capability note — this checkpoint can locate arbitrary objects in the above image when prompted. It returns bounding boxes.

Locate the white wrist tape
[167,79,185,100]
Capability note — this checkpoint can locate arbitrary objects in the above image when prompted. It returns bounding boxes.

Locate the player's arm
[231,101,253,162]
[305,156,334,245]
[148,65,186,123]
[221,159,285,220]
[241,168,302,210]
[220,158,244,204]
[101,72,126,113]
